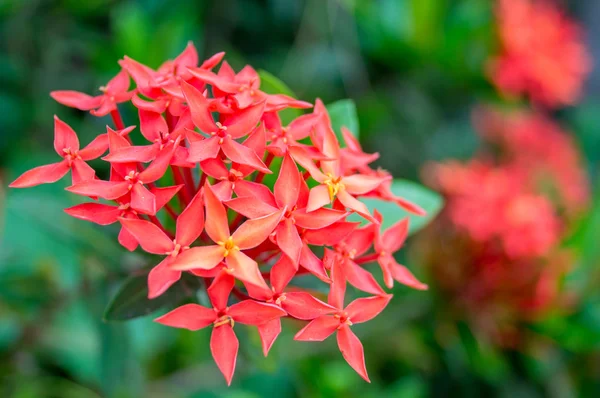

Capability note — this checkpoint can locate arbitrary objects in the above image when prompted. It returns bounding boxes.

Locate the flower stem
[171,166,191,206]
[110,109,125,130]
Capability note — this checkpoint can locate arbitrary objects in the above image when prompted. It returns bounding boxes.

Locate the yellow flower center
[214,315,234,328]
[217,237,239,257]
[324,173,344,201]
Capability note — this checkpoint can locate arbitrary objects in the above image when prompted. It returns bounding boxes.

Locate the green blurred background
[2,0,600,397]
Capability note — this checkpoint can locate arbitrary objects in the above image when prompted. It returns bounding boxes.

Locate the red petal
[139,109,168,142]
[200,158,229,179]
[118,217,172,254]
[131,183,157,215]
[199,51,225,70]
[343,174,389,195]
[174,41,199,70]
[131,94,168,113]
[221,139,271,174]
[105,69,131,94]
[139,145,175,183]
[79,134,109,160]
[170,245,225,271]
[70,159,96,184]
[66,180,129,200]
[148,258,182,299]
[104,145,159,163]
[274,154,301,208]
[228,300,287,325]
[337,325,370,382]
[155,303,216,330]
[208,271,235,311]
[293,208,347,230]
[204,183,231,243]
[344,260,386,296]
[283,292,337,320]
[188,68,240,93]
[53,116,80,153]
[64,203,120,225]
[210,324,239,386]
[307,185,332,212]
[153,185,183,210]
[119,225,138,251]
[224,196,278,219]
[232,209,284,250]
[236,123,267,176]
[345,295,392,324]
[226,250,269,291]
[303,221,359,246]
[381,218,409,253]
[276,219,302,265]
[270,255,298,293]
[299,244,331,283]
[50,90,101,111]
[188,136,221,162]
[387,258,428,290]
[9,161,70,188]
[181,81,217,133]
[232,181,277,207]
[294,316,340,341]
[257,319,281,356]
[222,101,265,139]
[337,190,376,223]
[176,189,205,246]
[327,259,346,309]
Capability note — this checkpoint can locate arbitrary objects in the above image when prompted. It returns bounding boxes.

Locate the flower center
[62,148,81,165]
[217,237,239,257]
[213,315,234,328]
[324,173,344,201]
[334,312,353,326]
[124,171,143,188]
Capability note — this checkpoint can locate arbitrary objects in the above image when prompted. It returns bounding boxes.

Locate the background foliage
[1,0,600,397]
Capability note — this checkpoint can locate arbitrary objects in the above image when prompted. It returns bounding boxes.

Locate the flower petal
[170,245,225,271]
[204,183,231,243]
[50,90,102,111]
[221,138,271,174]
[9,161,70,188]
[131,183,157,215]
[228,300,287,325]
[210,324,239,386]
[139,109,168,142]
[226,250,269,291]
[276,219,302,265]
[188,136,221,163]
[207,271,235,311]
[345,295,392,324]
[274,154,301,208]
[66,180,129,200]
[337,325,370,382]
[224,196,278,219]
[257,319,281,356]
[155,303,216,330]
[222,101,265,139]
[283,292,337,320]
[53,116,80,154]
[294,316,339,341]
[181,81,217,133]
[293,208,347,230]
[64,203,120,225]
[307,185,332,212]
[118,217,172,254]
[79,134,109,160]
[148,258,182,299]
[232,209,284,250]
[176,189,205,246]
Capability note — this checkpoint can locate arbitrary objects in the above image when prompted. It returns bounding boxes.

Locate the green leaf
[103,272,201,321]
[326,99,360,140]
[350,179,443,235]
[258,69,302,125]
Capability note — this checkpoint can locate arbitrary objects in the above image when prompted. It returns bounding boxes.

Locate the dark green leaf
[103,272,201,321]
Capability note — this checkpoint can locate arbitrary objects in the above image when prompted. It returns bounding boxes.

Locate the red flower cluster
[421,108,589,344]
[488,0,591,108]
[10,43,427,384]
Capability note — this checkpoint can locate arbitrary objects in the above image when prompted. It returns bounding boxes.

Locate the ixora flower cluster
[10,43,428,384]
[488,0,592,108]
[422,108,589,345]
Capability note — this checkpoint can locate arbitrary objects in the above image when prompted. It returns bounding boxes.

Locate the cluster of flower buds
[10,43,428,384]
[488,0,591,108]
